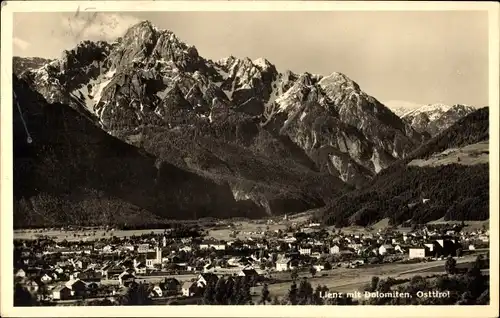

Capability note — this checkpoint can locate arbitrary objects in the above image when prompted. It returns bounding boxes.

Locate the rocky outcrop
[13,56,52,77]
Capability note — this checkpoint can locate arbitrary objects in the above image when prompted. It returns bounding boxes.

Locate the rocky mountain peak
[105,20,205,74]
[252,57,272,70]
[59,40,112,70]
[318,72,361,93]
[121,20,161,45]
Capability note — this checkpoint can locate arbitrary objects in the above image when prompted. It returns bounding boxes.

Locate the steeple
[156,245,162,264]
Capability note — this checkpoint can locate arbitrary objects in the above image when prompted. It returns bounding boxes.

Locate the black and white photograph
[1,1,498,317]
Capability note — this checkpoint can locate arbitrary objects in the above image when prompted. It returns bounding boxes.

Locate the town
[13,215,490,306]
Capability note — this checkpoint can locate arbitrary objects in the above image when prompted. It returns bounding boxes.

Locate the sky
[12,10,489,107]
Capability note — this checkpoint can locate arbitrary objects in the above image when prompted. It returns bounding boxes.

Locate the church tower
[156,245,162,265]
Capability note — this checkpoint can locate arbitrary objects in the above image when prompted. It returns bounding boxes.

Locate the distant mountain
[384,100,423,117]
[401,103,476,136]
[405,107,489,161]
[317,107,489,227]
[19,20,425,189]
[13,56,52,77]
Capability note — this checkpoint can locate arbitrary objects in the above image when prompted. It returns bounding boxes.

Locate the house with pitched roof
[182,281,197,297]
[65,279,87,297]
[197,273,218,288]
[409,246,430,259]
[161,278,181,296]
[378,244,394,256]
[118,269,136,287]
[238,268,259,278]
[276,256,292,272]
[52,285,71,300]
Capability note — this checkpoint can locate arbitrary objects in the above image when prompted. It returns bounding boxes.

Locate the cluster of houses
[13,223,489,304]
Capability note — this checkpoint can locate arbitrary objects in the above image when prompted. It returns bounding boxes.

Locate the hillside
[405,107,489,161]
[13,73,353,228]
[13,76,264,228]
[317,107,490,227]
[319,164,489,227]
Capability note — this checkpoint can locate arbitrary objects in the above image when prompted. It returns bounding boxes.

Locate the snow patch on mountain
[402,103,453,119]
[252,57,271,70]
[384,100,423,117]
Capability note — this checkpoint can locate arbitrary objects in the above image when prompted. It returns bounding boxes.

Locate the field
[426,218,489,232]
[14,215,488,242]
[13,228,171,242]
[408,141,489,168]
[250,253,484,299]
[206,222,285,241]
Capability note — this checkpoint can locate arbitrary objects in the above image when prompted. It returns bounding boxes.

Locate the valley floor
[13,218,489,243]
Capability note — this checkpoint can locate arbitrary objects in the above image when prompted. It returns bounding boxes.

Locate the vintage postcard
[1,1,498,317]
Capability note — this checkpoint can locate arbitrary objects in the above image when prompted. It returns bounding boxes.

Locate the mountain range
[12,20,488,227]
[384,100,477,136]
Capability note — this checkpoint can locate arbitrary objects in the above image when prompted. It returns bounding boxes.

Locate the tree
[466,263,485,299]
[237,278,252,305]
[309,266,317,278]
[38,284,50,301]
[259,249,265,260]
[260,283,271,305]
[287,282,298,305]
[120,283,152,306]
[214,277,227,305]
[297,278,313,305]
[14,284,37,306]
[457,291,473,305]
[476,288,489,305]
[313,285,325,305]
[474,255,485,269]
[271,295,281,305]
[222,277,233,301]
[445,256,457,275]
[366,276,379,292]
[202,281,216,305]
[229,277,241,304]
